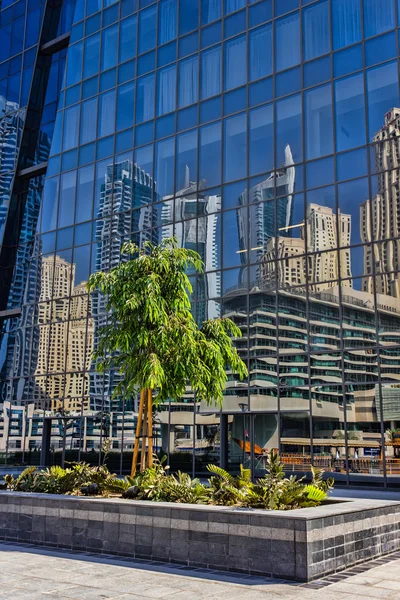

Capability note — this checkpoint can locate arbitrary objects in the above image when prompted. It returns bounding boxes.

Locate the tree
[87,237,248,476]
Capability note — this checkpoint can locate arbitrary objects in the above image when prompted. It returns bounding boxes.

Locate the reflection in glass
[201,46,221,99]
[305,84,333,160]
[332,0,361,50]
[275,12,300,72]
[249,25,272,81]
[178,56,198,108]
[224,35,246,91]
[303,0,329,61]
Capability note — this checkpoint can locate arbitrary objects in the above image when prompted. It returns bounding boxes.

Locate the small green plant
[4,453,334,510]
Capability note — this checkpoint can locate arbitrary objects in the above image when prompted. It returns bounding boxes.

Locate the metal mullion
[360,0,388,487]
[328,0,352,485]
[297,0,314,470]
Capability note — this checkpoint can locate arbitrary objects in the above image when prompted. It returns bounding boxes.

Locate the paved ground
[1,543,400,600]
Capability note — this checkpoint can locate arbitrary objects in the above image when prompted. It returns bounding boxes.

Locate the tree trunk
[131,388,153,477]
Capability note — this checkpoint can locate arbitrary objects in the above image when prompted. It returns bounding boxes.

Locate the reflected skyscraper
[90,159,157,411]
[361,108,400,297]
[238,144,295,284]
[162,168,221,320]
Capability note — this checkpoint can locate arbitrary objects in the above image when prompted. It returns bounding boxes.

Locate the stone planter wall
[0,492,399,581]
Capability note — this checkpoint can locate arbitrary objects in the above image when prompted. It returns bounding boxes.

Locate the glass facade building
[1,0,400,486]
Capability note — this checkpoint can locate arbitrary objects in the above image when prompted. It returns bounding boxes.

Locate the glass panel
[176,129,197,191]
[276,93,302,165]
[63,105,80,151]
[101,25,118,71]
[155,137,175,198]
[202,0,222,24]
[332,0,361,50]
[136,74,155,123]
[303,0,329,61]
[119,15,137,63]
[249,104,274,176]
[80,97,98,144]
[178,56,198,108]
[201,46,222,99]
[224,113,246,182]
[305,84,333,160]
[334,74,366,153]
[116,82,134,131]
[249,24,272,82]
[275,12,300,72]
[83,33,100,79]
[76,165,94,223]
[98,90,116,138]
[58,171,76,228]
[157,65,176,116]
[159,0,177,44]
[139,5,157,53]
[364,0,395,38]
[224,34,246,91]
[367,62,399,140]
[199,122,221,187]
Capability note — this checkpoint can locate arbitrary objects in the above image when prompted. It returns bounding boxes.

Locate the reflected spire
[185,164,190,188]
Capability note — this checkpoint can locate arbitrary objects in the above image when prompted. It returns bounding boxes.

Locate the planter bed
[0,492,399,581]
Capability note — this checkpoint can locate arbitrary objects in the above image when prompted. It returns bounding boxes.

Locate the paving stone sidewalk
[1,542,400,600]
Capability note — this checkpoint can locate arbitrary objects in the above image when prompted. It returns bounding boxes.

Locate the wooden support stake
[147,389,153,467]
[140,392,148,473]
[131,388,145,477]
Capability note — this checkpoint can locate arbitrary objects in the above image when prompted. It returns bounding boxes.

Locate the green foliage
[4,453,334,510]
[4,463,127,495]
[87,237,247,406]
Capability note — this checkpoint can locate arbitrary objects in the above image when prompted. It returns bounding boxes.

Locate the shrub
[4,452,334,510]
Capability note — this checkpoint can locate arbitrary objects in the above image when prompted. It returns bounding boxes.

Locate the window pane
[80,97,98,144]
[200,122,221,186]
[224,113,246,182]
[41,177,59,232]
[76,165,94,223]
[276,94,302,164]
[139,6,157,53]
[176,130,197,191]
[305,84,333,160]
[101,25,118,71]
[66,42,83,87]
[249,25,272,81]
[159,0,177,44]
[157,65,176,116]
[83,33,100,79]
[136,74,155,123]
[225,35,246,90]
[249,104,273,176]
[303,0,329,61]
[275,12,300,72]
[155,137,175,197]
[225,0,245,15]
[178,56,198,108]
[63,105,80,150]
[364,0,394,38]
[117,82,134,130]
[367,61,399,138]
[202,0,222,24]
[180,0,199,34]
[332,0,361,50]
[120,15,137,63]
[335,74,366,152]
[98,90,116,137]
[201,46,221,99]
[58,171,76,228]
